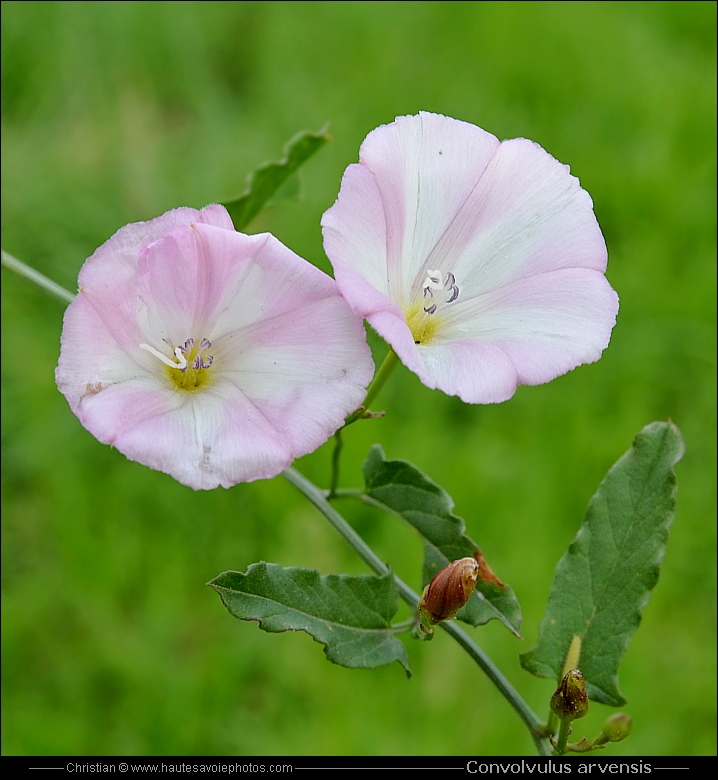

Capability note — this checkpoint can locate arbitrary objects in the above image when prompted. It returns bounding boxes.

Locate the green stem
[439,620,550,756]
[328,429,344,498]
[283,466,397,578]
[343,348,400,427]
[363,348,399,410]
[282,466,551,757]
[1,250,76,304]
[390,617,418,634]
[554,717,572,756]
[331,345,396,488]
[547,710,559,737]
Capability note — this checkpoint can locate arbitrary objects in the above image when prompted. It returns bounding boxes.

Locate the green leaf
[362,445,522,636]
[208,562,410,676]
[520,421,685,706]
[222,128,329,230]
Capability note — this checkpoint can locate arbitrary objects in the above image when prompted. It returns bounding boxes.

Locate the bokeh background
[1,0,715,757]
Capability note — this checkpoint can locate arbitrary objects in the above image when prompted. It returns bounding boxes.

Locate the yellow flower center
[140,337,214,393]
[405,270,459,346]
[406,302,441,345]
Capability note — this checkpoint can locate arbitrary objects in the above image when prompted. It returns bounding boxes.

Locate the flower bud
[600,713,632,743]
[418,557,479,630]
[550,669,589,722]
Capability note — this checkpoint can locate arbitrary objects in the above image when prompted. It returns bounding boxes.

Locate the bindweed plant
[2,113,684,757]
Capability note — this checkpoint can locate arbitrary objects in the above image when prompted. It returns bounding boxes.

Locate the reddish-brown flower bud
[418,557,479,631]
[550,669,589,722]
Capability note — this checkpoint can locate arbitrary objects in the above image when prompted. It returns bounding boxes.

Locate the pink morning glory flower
[56,205,374,490]
[321,112,619,404]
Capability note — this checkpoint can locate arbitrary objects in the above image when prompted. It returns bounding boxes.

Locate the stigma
[140,342,188,369]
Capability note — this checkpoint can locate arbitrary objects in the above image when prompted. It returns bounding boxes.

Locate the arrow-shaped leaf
[209,562,410,676]
[362,445,522,636]
[520,421,685,705]
[222,128,329,230]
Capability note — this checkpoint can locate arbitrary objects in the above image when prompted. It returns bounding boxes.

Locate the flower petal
[77,204,233,298]
[136,224,270,347]
[323,112,501,305]
[208,229,376,460]
[79,381,294,490]
[69,205,235,356]
[322,112,618,403]
[411,268,619,403]
[219,296,374,458]
[446,137,609,295]
[443,268,618,377]
[56,287,158,415]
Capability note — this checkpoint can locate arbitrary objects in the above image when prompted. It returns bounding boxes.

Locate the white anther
[423,269,444,291]
[139,343,188,370]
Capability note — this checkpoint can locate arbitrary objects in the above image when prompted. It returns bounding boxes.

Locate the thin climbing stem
[363,348,399,410]
[333,348,400,491]
[282,465,551,756]
[328,429,344,498]
[343,348,399,427]
[1,250,75,304]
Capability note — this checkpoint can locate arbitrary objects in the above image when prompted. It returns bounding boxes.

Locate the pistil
[139,343,188,369]
[140,337,215,391]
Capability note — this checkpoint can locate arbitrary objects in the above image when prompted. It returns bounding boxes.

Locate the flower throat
[139,337,214,392]
[407,270,460,345]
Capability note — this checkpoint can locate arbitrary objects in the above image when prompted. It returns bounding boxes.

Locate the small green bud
[550,669,589,722]
[418,557,479,631]
[599,713,632,743]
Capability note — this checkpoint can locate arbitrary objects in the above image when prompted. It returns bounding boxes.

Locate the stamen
[421,270,460,314]
[445,272,459,303]
[193,338,214,369]
[140,343,188,370]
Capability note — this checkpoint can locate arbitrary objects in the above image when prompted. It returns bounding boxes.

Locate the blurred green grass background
[1,0,715,757]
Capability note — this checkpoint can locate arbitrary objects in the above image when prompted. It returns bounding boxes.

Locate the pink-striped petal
[57,205,373,489]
